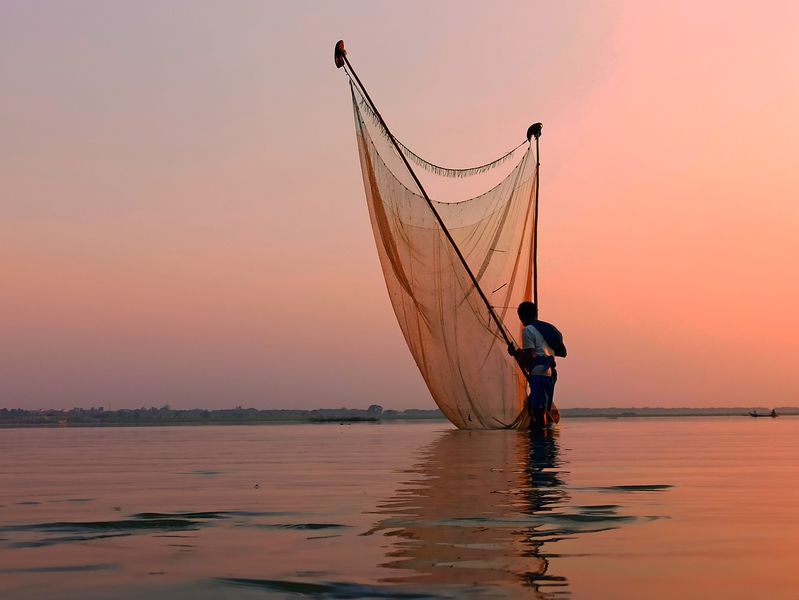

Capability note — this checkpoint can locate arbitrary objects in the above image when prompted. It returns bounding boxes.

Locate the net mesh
[353,91,537,429]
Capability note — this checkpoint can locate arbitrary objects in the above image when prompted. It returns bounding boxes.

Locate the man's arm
[507,344,534,371]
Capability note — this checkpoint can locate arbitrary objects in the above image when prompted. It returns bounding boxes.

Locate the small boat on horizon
[749,410,779,418]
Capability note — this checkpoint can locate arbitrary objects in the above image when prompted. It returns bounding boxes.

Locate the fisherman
[508,301,565,428]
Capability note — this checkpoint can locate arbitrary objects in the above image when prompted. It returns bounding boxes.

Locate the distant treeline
[0,405,446,427]
[2,405,795,427]
[560,407,797,417]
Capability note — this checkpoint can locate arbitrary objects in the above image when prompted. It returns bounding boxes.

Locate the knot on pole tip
[527,123,543,142]
[334,40,347,68]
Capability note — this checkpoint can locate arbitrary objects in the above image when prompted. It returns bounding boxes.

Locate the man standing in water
[508,301,565,427]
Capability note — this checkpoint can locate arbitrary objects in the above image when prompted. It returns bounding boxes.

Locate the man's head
[517,301,538,325]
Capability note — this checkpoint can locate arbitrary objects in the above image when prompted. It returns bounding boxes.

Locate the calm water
[2,418,799,599]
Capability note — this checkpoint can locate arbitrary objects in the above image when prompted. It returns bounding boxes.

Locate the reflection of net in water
[364,429,570,598]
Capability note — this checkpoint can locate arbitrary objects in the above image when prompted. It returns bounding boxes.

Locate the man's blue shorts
[527,375,553,411]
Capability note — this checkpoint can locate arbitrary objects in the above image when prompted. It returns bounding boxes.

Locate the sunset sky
[2,1,798,411]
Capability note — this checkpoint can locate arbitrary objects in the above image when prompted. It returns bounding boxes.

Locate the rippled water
[2,418,799,599]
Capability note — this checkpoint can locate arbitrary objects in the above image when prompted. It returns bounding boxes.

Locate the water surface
[2,418,799,598]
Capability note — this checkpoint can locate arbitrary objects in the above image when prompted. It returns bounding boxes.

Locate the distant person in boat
[508,301,566,428]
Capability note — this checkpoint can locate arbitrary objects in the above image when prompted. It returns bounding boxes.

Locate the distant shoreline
[559,407,795,418]
[1,406,796,428]
[0,407,446,427]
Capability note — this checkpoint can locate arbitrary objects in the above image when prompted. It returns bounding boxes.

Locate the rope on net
[351,81,527,179]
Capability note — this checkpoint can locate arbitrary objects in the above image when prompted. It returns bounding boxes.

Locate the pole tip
[526,123,543,142]
[334,40,347,68]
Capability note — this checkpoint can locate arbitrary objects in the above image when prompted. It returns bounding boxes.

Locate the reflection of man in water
[365,428,569,596]
[509,302,561,428]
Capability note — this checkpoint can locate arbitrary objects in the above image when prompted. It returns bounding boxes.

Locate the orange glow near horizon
[1,1,798,410]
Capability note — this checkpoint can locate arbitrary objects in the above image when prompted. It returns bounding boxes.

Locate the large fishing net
[352,89,538,429]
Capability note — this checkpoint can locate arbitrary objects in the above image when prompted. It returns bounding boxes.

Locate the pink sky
[2,1,798,410]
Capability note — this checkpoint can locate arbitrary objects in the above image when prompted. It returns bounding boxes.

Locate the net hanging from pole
[351,87,538,430]
[354,93,528,178]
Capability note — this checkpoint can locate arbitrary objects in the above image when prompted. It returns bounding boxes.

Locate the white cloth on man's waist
[522,324,553,377]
